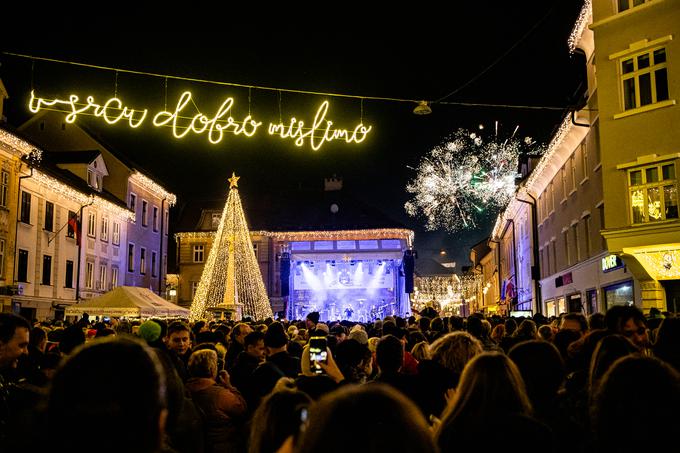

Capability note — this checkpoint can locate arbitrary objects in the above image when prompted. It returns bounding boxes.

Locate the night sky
[1,1,585,269]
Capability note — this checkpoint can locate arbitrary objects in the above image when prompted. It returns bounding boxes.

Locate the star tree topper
[228,172,240,189]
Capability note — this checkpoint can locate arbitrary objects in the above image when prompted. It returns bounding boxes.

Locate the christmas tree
[189,173,273,321]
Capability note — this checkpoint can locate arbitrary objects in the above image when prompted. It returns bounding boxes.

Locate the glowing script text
[28,90,372,150]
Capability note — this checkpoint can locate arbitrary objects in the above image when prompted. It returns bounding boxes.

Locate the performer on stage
[344,305,354,320]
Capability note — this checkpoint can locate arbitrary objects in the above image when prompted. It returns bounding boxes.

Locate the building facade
[593,0,680,312]
[18,110,175,300]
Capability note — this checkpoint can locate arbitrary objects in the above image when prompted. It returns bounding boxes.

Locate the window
[129,193,137,212]
[580,140,589,180]
[128,243,135,272]
[17,250,28,282]
[563,230,570,266]
[572,223,580,263]
[193,245,204,263]
[111,267,119,289]
[44,201,54,231]
[0,170,9,207]
[191,281,200,299]
[620,47,669,111]
[617,0,648,13]
[142,200,148,227]
[65,260,74,288]
[562,166,568,200]
[42,255,52,285]
[571,155,577,192]
[549,182,555,212]
[20,191,31,224]
[140,248,146,275]
[0,239,4,278]
[628,162,678,223]
[101,216,109,242]
[253,243,258,260]
[153,206,159,232]
[152,251,157,277]
[165,210,169,235]
[598,204,606,249]
[86,262,94,289]
[551,240,557,275]
[584,215,592,258]
[99,264,107,290]
[67,210,76,238]
[88,212,96,237]
[87,170,100,190]
[163,254,167,276]
[212,213,221,228]
[112,222,120,245]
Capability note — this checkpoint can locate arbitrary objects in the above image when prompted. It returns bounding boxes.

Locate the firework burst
[405,124,538,232]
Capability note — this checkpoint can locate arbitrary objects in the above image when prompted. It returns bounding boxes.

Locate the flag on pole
[68,212,81,246]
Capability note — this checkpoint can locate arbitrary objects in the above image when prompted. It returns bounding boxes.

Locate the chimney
[324,175,343,191]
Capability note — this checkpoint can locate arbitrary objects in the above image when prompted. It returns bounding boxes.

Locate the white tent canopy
[65,286,189,318]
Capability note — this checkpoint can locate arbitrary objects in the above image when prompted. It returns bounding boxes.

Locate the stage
[283,239,412,322]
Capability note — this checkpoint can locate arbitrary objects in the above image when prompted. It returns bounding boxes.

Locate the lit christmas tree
[189,173,273,321]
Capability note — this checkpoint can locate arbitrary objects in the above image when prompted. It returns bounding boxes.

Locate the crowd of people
[1,304,679,453]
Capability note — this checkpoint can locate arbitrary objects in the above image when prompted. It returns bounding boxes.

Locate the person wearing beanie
[138,320,162,345]
[315,323,329,336]
[349,329,369,345]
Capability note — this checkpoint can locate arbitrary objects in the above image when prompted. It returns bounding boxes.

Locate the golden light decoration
[568,0,592,54]
[129,171,177,206]
[0,128,38,156]
[189,176,273,321]
[32,171,134,221]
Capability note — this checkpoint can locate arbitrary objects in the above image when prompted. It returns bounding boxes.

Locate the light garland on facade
[129,171,177,206]
[31,171,135,221]
[190,182,273,321]
[268,229,414,246]
[0,128,39,157]
[492,115,573,239]
[175,230,270,241]
[568,0,592,54]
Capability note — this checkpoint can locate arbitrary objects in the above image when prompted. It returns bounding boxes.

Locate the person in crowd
[231,331,267,410]
[559,313,588,337]
[248,389,312,453]
[262,322,300,378]
[537,324,554,341]
[17,326,47,384]
[587,312,606,331]
[410,341,430,362]
[490,323,505,344]
[304,312,319,332]
[186,349,247,453]
[653,317,680,372]
[294,384,436,453]
[47,337,167,453]
[0,313,30,445]
[466,316,502,352]
[604,305,649,351]
[513,319,538,343]
[226,323,254,371]
[499,317,518,352]
[334,338,372,384]
[165,321,193,382]
[415,331,482,420]
[373,334,414,397]
[58,324,85,355]
[591,355,680,453]
[329,324,347,344]
[588,334,639,399]
[435,352,553,452]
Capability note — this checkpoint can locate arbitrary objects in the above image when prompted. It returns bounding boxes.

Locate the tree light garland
[568,0,592,54]
[406,126,538,232]
[190,178,273,321]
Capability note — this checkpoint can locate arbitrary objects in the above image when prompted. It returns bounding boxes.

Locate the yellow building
[0,126,35,313]
[593,0,680,311]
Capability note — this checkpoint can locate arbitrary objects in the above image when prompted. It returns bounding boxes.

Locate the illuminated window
[99,264,107,290]
[88,212,96,237]
[112,222,120,245]
[628,162,678,223]
[0,239,4,278]
[620,47,669,111]
[140,247,147,275]
[111,267,119,289]
[617,0,648,13]
[86,262,94,289]
[193,245,204,263]
[101,216,109,242]
[0,170,9,207]
[191,281,199,299]
[142,200,148,227]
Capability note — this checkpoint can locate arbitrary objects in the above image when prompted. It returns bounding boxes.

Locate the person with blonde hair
[186,349,247,453]
[435,352,552,451]
[410,341,430,362]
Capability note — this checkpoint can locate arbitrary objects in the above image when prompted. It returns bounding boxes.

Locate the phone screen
[309,337,328,374]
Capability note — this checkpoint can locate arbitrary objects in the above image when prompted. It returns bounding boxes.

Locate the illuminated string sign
[28,90,372,151]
